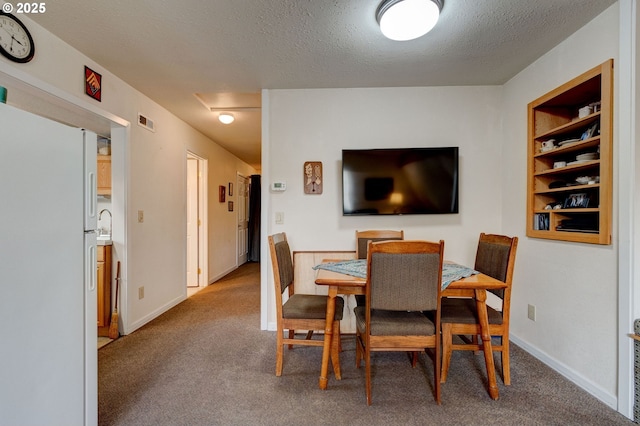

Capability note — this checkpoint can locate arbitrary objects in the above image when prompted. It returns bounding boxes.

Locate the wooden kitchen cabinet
[97,245,112,336]
[97,155,111,196]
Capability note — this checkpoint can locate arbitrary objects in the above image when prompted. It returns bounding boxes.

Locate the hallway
[98,262,262,424]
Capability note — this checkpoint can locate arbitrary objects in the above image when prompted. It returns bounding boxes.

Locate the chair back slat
[357,237,402,259]
[355,230,404,259]
[370,251,441,311]
[474,233,518,299]
[274,240,294,293]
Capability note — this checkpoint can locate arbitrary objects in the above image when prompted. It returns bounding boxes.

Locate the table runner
[313,259,478,290]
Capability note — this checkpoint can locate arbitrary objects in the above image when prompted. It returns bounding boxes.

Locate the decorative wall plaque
[304,161,322,194]
[85,66,102,102]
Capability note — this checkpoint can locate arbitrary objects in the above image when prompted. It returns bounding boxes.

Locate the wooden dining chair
[354,239,445,405]
[268,232,344,377]
[354,230,404,306]
[440,233,518,385]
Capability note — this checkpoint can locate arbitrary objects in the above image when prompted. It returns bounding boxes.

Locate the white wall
[263,86,504,329]
[501,4,619,407]
[0,16,255,334]
[262,2,626,412]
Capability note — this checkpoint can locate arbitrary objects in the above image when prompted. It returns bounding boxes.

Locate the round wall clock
[0,12,35,63]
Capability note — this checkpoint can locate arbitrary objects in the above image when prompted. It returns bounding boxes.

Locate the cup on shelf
[578,105,592,118]
[553,161,566,169]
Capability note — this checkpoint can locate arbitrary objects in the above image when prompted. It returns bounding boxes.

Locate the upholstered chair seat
[355,307,435,336]
[440,298,503,325]
[283,294,344,320]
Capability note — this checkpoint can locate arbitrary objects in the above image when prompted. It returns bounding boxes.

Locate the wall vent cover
[137,113,155,132]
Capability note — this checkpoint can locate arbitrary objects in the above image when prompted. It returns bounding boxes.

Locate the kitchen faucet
[98,209,112,237]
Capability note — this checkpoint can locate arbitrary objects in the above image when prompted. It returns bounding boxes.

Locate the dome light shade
[218,113,235,124]
[376,0,443,41]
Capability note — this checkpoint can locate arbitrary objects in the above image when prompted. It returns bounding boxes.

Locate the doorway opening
[236,174,250,266]
[187,152,208,296]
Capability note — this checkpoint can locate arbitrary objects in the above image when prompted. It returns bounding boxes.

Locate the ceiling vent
[137,113,155,132]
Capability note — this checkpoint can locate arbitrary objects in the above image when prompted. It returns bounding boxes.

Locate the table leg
[475,288,499,400]
[319,287,337,390]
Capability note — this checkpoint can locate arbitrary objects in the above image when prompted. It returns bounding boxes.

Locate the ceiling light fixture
[376,0,443,41]
[218,113,235,124]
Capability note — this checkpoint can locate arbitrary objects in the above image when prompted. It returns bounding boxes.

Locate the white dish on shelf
[558,138,581,146]
[575,176,599,185]
[567,159,590,166]
[576,152,597,161]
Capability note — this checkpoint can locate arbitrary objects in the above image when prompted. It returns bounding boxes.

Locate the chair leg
[330,321,342,380]
[434,340,441,405]
[355,331,362,368]
[472,334,483,355]
[441,323,453,383]
[276,329,284,376]
[365,345,372,405]
[502,336,510,385]
[411,351,418,367]
[287,329,294,350]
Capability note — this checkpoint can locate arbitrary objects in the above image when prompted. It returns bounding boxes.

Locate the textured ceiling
[27,0,617,170]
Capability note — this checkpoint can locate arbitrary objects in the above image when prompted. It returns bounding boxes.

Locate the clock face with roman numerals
[0,12,34,63]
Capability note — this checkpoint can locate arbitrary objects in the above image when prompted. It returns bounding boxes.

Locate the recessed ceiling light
[218,113,235,124]
[376,0,443,41]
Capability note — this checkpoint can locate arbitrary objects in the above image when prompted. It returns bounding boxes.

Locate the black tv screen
[342,147,459,215]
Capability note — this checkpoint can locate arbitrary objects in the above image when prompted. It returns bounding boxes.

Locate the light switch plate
[275,212,284,224]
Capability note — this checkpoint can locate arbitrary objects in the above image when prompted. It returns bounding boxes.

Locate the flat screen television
[342,147,459,215]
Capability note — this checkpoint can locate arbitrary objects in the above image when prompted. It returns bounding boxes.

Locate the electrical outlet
[138,286,145,300]
[527,304,536,321]
[138,210,144,223]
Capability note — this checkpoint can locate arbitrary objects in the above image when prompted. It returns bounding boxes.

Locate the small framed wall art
[85,66,102,102]
[219,185,226,202]
[228,201,234,212]
[304,161,322,194]
[229,182,233,196]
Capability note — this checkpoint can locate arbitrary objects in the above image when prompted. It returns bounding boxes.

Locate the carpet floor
[98,262,633,425]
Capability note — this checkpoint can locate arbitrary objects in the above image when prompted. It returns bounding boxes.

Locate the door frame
[236,173,250,266]
[186,151,208,288]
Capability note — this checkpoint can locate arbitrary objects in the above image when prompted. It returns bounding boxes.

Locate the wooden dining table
[314,259,507,400]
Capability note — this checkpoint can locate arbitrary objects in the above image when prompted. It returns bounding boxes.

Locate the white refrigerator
[0,102,98,425]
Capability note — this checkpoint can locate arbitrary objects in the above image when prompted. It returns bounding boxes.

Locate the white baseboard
[123,294,185,335]
[124,265,240,335]
[208,265,238,285]
[510,335,617,410]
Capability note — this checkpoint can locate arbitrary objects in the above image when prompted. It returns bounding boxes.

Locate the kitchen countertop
[97,237,112,246]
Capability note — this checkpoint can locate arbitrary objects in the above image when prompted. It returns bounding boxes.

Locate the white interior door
[186,155,199,287]
[237,175,250,265]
